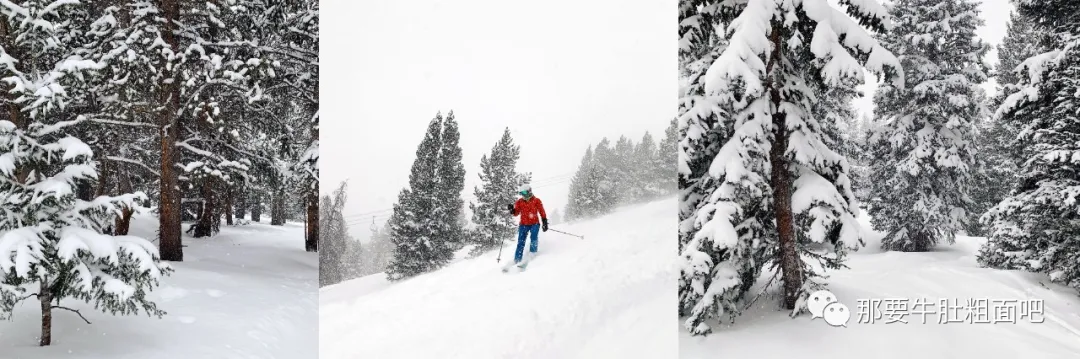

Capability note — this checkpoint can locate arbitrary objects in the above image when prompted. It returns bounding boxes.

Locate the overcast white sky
[323,0,678,241]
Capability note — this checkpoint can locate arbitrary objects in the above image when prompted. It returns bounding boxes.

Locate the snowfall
[319,197,681,359]
[0,215,319,359]
[681,212,1080,359]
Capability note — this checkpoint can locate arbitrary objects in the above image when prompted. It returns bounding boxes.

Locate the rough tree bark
[306,183,318,252]
[234,183,246,221]
[193,178,216,237]
[158,0,183,261]
[271,187,286,226]
[39,279,52,346]
[251,192,262,222]
[115,163,134,235]
[768,25,803,310]
[225,186,234,225]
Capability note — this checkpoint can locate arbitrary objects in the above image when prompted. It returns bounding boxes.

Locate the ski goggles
[519,191,529,196]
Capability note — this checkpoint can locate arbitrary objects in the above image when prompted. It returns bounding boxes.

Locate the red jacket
[513,196,547,226]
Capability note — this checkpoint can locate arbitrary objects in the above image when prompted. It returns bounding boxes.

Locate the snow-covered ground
[320,197,679,359]
[681,212,1080,359]
[0,215,318,359]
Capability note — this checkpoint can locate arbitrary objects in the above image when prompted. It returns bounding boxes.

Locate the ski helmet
[518,184,532,196]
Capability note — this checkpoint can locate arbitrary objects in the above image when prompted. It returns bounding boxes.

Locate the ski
[501,254,535,273]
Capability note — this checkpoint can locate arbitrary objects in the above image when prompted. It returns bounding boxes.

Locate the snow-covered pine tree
[318,193,336,286]
[318,181,349,286]
[469,128,529,255]
[867,0,989,251]
[387,115,445,280]
[846,113,874,203]
[590,138,619,213]
[678,0,749,335]
[433,112,466,256]
[678,0,902,334]
[969,10,1049,236]
[966,86,1001,236]
[0,0,172,346]
[566,146,599,221]
[361,222,394,277]
[613,136,636,202]
[978,0,1080,292]
[993,9,1052,110]
[634,132,660,200]
[657,118,678,195]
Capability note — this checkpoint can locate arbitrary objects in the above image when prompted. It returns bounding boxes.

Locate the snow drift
[319,197,679,359]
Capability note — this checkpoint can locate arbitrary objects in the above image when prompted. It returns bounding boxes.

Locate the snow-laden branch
[105,156,160,177]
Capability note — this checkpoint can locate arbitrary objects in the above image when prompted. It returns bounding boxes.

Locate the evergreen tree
[613,135,636,202]
[969,10,1049,236]
[867,0,989,251]
[847,113,874,204]
[433,111,466,257]
[386,115,444,281]
[967,86,1001,236]
[0,1,178,346]
[356,222,394,277]
[677,0,902,335]
[591,138,619,212]
[566,146,601,221]
[469,128,529,255]
[657,118,679,194]
[634,132,660,200]
[318,182,349,286]
[978,0,1080,293]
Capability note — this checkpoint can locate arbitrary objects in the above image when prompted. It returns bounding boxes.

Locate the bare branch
[105,156,160,177]
[88,118,157,128]
[51,305,92,324]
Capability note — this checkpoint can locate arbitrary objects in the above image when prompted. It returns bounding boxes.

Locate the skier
[506,184,548,266]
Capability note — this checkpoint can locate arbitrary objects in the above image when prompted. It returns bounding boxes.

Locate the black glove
[506,204,514,212]
[542,218,549,232]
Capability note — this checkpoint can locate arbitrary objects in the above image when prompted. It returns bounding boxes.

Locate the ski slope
[0,215,319,359]
[681,213,1080,359]
[319,197,679,359]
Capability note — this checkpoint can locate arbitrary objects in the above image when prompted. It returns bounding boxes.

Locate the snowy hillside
[0,215,318,359]
[320,197,679,359]
[681,213,1080,359]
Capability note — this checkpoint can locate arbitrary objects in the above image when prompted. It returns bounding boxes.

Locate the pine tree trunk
[157,0,183,261]
[306,183,318,252]
[251,194,262,222]
[194,178,216,237]
[115,163,133,235]
[38,280,52,346]
[95,158,114,233]
[95,157,110,197]
[76,177,93,201]
[225,187,234,226]
[271,187,286,226]
[234,183,246,221]
[768,25,802,311]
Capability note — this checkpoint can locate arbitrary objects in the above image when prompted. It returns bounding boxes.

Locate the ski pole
[496,238,505,262]
[549,228,583,239]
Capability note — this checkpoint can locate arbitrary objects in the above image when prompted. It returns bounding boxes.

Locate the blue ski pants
[515,224,540,263]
